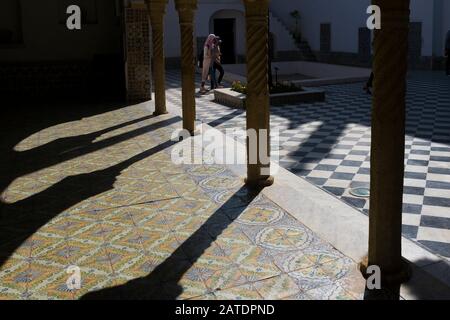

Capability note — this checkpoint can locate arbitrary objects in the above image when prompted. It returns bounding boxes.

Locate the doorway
[214,18,236,64]
[408,22,422,69]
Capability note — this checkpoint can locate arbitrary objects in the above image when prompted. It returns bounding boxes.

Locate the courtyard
[0,100,365,300]
[0,70,449,299]
[1,0,449,303]
[165,70,450,260]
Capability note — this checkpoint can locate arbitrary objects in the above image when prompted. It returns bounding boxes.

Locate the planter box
[214,87,325,109]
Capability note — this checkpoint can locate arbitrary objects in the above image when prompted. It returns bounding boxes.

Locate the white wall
[164,0,245,58]
[269,0,439,57]
[410,0,434,56]
[269,0,370,54]
[209,9,246,56]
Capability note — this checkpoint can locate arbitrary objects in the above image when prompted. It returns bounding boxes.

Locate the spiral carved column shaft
[147,0,168,115]
[175,0,197,135]
[366,0,411,285]
[244,0,273,188]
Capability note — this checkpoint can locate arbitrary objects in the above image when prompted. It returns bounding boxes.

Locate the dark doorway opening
[408,22,422,69]
[214,18,236,64]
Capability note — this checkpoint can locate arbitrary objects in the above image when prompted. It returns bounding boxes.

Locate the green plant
[231,81,247,94]
[290,10,301,35]
[231,80,302,95]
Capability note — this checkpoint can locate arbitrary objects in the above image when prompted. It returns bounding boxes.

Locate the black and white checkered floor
[164,70,450,260]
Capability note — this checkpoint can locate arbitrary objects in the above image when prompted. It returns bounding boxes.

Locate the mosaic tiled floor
[165,70,450,260]
[0,103,364,300]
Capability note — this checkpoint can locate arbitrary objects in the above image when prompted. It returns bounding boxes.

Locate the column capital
[146,0,168,24]
[243,0,270,16]
[174,0,197,12]
[174,0,197,23]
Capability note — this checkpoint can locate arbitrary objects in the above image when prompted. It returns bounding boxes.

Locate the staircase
[269,11,316,61]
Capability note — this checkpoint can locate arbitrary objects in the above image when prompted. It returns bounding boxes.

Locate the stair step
[269,9,317,61]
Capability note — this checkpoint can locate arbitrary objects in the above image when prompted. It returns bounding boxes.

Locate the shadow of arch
[80,186,261,300]
[0,133,179,268]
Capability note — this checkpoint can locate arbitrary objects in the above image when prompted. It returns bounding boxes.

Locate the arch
[209,9,246,64]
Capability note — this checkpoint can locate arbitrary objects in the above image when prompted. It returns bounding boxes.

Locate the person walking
[212,39,225,88]
[445,30,450,76]
[200,34,216,94]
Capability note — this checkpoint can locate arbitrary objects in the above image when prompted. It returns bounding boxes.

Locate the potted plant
[290,10,301,42]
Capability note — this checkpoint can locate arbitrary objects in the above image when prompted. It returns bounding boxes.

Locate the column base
[244,175,274,189]
[187,128,201,136]
[178,128,201,141]
[359,256,411,286]
[153,110,169,116]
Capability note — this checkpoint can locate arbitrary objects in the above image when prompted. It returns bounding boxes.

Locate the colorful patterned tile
[146,234,184,259]
[234,204,286,226]
[164,267,209,300]
[157,212,193,231]
[250,225,313,254]
[186,165,227,178]
[116,253,165,279]
[163,197,218,217]
[335,263,366,300]
[213,283,262,300]
[188,292,217,300]
[80,247,114,274]
[109,229,146,251]
[0,102,367,300]
[305,283,356,300]
[273,246,343,273]
[282,291,313,300]
[201,266,248,291]
[38,218,91,238]
[199,175,243,192]
[173,215,210,234]
[71,272,113,300]
[192,245,233,275]
[253,274,301,300]
[0,257,30,292]
[0,286,23,300]
[288,257,352,291]
[6,261,60,294]
[107,247,150,276]
[75,223,115,244]
[2,235,33,259]
[182,187,215,203]
[226,245,282,282]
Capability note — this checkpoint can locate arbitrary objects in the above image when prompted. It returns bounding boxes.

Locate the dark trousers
[213,61,224,84]
[209,66,217,89]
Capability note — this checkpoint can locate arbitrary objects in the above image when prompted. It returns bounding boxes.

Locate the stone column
[146,0,168,115]
[175,0,197,135]
[243,0,274,188]
[362,0,411,286]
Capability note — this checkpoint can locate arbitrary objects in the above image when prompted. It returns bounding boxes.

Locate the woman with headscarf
[445,30,450,76]
[200,34,216,94]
